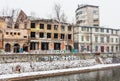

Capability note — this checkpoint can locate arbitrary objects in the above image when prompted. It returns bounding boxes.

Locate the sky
[0,0,120,29]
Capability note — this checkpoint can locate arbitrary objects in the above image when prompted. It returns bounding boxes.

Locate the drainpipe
[90,27,93,54]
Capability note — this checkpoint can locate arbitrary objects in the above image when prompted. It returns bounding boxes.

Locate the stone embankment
[0,53,120,81]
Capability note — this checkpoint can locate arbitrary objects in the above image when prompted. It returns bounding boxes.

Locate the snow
[0,63,120,80]
[0,57,118,80]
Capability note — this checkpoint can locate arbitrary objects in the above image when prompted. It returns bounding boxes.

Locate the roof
[0,9,27,23]
[74,25,119,30]
[76,4,99,12]
[29,17,70,25]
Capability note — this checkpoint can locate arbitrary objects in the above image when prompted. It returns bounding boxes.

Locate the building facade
[0,17,6,49]
[1,10,30,53]
[30,18,73,53]
[74,26,119,53]
[75,4,99,26]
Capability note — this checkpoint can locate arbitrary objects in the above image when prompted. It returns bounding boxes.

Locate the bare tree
[54,3,61,22]
[61,12,67,23]
[53,3,67,23]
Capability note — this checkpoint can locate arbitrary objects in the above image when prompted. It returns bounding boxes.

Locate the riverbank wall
[2,64,120,81]
[0,53,119,63]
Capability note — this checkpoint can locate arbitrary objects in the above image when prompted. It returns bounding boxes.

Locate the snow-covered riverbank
[0,57,114,80]
[1,63,120,80]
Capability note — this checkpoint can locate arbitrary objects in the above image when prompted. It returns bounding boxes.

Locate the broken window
[54,43,60,50]
[6,32,9,35]
[31,32,36,38]
[15,24,19,29]
[10,32,13,35]
[68,26,72,31]
[47,24,51,30]
[54,25,58,30]
[61,34,64,39]
[39,32,44,38]
[47,33,51,38]
[40,24,44,29]
[41,42,49,50]
[68,34,72,39]
[61,25,65,31]
[18,33,20,35]
[54,33,58,38]
[31,23,35,28]
[14,32,16,35]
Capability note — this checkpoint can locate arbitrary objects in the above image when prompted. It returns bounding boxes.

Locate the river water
[21,68,120,81]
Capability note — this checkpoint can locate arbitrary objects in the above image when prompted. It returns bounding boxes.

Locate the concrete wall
[0,53,118,63]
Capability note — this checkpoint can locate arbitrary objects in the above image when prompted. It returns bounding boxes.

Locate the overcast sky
[0,0,120,29]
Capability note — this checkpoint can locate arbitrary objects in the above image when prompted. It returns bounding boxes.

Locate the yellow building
[30,18,73,53]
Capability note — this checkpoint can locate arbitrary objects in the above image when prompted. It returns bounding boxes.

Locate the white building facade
[74,26,119,53]
[75,4,99,26]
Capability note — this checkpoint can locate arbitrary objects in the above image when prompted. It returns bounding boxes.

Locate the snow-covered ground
[0,57,114,80]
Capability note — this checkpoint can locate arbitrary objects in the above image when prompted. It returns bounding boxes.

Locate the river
[18,67,120,81]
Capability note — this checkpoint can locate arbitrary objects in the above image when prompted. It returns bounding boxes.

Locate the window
[106,46,109,52]
[93,24,99,26]
[95,36,98,43]
[77,11,83,15]
[81,36,84,41]
[111,30,113,34]
[95,28,99,32]
[68,34,72,39]
[101,37,104,43]
[81,46,84,52]
[101,28,104,32]
[111,38,113,43]
[111,46,114,52]
[68,26,72,31]
[31,23,35,28]
[24,36,27,38]
[87,28,89,32]
[47,33,51,38]
[95,46,98,52]
[31,32,35,38]
[41,42,49,50]
[106,36,110,43]
[47,24,51,30]
[81,27,84,31]
[10,32,13,35]
[54,25,58,30]
[61,34,64,39]
[93,10,97,14]
[61,25,65,31]
[14,32,16,35]
[15,24,19,29]
[39,32,44,38]
[6,32,9,35]
[54,43,60,50]
[40,24,44,29]
[18,33,20,35]
[93,19,98,22]
[87,46,89,51]
[107,29,109,33]
[54,33,58,38]
[86,36,89,41]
